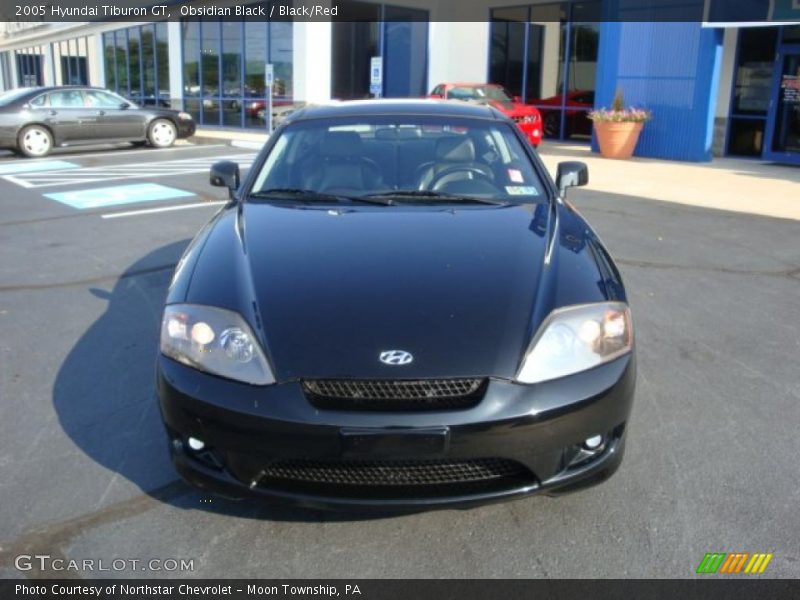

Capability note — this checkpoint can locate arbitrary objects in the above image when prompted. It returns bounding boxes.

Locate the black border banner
[3,579,800,600]
[0,0,799,23]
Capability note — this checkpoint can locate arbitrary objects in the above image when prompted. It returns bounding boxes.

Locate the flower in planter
[588,90,652,123]
[588,90,652,159]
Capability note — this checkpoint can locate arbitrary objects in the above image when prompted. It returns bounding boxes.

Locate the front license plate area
[340,427,449,459]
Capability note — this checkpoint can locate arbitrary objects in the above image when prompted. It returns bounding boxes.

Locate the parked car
[429,83,543,147]
[531,90,595,138]
[0,86,196,157]
[156,99,635,510]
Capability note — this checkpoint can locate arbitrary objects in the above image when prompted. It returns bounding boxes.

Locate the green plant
[611,89,625,112]
[589,89,652,123]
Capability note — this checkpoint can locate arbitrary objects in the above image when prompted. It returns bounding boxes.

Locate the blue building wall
[593,21,724,162]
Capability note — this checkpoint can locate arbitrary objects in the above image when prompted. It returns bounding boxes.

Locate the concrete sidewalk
[538,143,800,221]
[190,129,800,221]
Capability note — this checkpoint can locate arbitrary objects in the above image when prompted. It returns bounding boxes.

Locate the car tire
[147,119,177,149]
[544,113,560,138]
[17,125,53,158]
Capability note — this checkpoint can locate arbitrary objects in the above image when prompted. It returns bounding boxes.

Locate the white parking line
[0,143,226,164]
[101,200,227,219]
[3,153,257,188]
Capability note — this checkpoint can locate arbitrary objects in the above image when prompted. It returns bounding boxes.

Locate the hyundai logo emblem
[379,350,413,366]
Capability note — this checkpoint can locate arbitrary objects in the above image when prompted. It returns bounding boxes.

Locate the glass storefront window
[183,14,294,128]
[156,23,169,99]
[104,25,170,107]
[489,7,529,99]
[732,27,778,116]
[726,27,778,157]
[770,52,800,155]
[332,2,381,100]
[244,21,266,129]
[221,21,243,127]
[182,20,200,118]
[489,1,599,141]
[142,25,156,101]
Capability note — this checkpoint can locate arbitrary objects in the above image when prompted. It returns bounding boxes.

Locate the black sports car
[157,100,635,510]
[0,86,195,157]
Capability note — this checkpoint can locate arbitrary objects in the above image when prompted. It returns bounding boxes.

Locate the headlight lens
[177,111,193,120]
[522,114,538,123]
[160,304,275,385]
[516,302,632,384]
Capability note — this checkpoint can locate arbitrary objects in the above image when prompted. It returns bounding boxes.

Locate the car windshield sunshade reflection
[249,188,394,206]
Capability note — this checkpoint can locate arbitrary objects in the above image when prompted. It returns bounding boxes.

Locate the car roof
[439,82,502,88]
[287,99,505,123]
[18,86,109,96]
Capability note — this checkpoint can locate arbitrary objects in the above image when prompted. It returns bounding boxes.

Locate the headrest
[374,127,397,141]
[436,136,475,162]
[321,131,363,157]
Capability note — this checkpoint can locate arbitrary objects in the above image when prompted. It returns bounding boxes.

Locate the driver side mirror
[210,161,240,199]
[555,161,588,197]
[118,102,130,110]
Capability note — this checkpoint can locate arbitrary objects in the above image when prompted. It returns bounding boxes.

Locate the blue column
[593,20,723,161]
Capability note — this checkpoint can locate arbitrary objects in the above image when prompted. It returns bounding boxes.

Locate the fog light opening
[583,435,604,451]
[187,437,205,451]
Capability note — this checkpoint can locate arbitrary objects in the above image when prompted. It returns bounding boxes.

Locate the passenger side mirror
[210,161,240,198]
[555,161,589,197]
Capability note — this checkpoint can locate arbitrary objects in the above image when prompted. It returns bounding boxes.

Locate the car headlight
[160,304,275,385]
[177,112,193,121]
[516,302,632,384]
[522,114,538,123]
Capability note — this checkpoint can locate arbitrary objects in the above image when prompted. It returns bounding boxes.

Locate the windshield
[447,86,512,104]
[0,88,35,107]
[250,116,544,203]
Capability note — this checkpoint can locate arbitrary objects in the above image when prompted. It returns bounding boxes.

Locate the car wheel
[147,119,177,148]
[544,113,560,138]
[18,125,53,158]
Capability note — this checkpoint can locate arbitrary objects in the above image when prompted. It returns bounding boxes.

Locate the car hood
[235,202,553,381]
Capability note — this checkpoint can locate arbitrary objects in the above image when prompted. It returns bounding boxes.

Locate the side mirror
[210,161,240,198]
[118,102,130,110]
[555,161,588,197]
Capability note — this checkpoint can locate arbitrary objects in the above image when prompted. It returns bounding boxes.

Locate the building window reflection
[490,1,600,141]
[103,24,170,107]
[180,7,294,129]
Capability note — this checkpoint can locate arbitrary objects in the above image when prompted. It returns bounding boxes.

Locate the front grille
[302,378,486,411]
[253,458,535,499]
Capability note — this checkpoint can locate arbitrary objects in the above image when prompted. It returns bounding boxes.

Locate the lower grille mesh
[303,378,486,411]
[258,457,530,487]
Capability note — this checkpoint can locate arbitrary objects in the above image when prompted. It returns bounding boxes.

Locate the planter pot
[594,121,644,159]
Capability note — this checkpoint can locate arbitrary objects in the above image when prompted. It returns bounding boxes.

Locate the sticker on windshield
[507,168,524,183]
[505,186,539,196]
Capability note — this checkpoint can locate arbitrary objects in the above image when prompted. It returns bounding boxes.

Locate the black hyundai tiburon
[157,100,635,510]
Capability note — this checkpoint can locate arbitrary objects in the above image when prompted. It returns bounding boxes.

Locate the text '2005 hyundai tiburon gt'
[156,99,636,511]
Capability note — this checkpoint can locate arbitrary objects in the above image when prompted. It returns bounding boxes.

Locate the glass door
[764,49,800,164]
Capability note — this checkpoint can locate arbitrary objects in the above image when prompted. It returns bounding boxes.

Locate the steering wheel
[427,166,495,192]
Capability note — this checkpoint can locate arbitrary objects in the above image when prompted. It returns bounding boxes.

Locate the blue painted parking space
[44,183,195,210]
[0,160,79,175]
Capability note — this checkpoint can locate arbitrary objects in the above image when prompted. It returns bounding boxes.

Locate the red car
[429,83,542,147]
[531,90,595,138]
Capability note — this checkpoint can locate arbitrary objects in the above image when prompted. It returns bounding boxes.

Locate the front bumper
[177,119,196,139]
[157,354,635,510]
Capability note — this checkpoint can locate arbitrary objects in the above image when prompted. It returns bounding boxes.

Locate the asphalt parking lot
[0,142,798,579]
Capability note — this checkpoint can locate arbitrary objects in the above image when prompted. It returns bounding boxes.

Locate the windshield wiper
[363,190,508,205]
[249,188,393,206]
